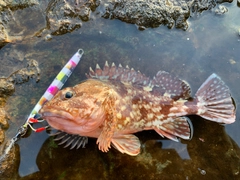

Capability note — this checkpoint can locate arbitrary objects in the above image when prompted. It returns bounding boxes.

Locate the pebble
[198,168,206,175]
[215,5,228,15]
[44,34,52,41]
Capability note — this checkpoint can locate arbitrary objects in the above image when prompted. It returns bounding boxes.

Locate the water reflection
[15,116,240,179]
[157,140,190,160]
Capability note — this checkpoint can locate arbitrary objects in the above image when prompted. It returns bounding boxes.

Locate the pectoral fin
[97,92,118,152]
[111,134,141,156]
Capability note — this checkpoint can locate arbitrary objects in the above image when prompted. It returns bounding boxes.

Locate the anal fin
[111,134,141,156]
[154,128,179,142]
[154,116,193,141]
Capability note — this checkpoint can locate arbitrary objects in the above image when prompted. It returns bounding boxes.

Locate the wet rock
[0,8,11,48]
[0,140,20,179]
[0,79,15,97]
[0,131,4,145]
[0,23,9,48]
[0,95,10,153]
[0,58,40,151]
[0,57,40,178]
[0,59,40,97]
[0,0,38,48]
[45,0,100,35]
[103,0,191,30]
[41,0,234,34]
[0,0,236,43]
[214,5,228,14]
[44,34,52,41]
[102,0,234,30]
[0,0,38,10]
[0,108,9,130]
[191,0,232,14]
[186,117,240,179]
[7,59,40,84]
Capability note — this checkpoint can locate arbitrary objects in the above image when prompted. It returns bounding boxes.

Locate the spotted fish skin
[39,62,236,156]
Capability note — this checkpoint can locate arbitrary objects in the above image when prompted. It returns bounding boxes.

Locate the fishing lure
[15,49,84,140]
[0,49,84,165]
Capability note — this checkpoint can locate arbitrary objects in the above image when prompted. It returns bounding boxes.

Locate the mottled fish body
[40,62,236,156]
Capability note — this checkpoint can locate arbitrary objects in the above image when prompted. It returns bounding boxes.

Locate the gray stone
[0,0,38,48]
[102,0,233,30]
[0,0,38,10]
[215,5,228,15]
[45,0,100,35]
[102,0,191,30]
[0,79,14,97]
[0,141,20,179]
[0,23,9,48]
[7,59,40,85]
[40,0,233,35]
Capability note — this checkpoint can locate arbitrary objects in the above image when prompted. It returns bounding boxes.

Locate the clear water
[0,1,240,179]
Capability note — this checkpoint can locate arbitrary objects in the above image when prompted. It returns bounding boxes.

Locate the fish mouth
[39,108,75,122]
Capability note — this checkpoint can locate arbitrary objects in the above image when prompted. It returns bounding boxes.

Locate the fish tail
[195,73,236,124]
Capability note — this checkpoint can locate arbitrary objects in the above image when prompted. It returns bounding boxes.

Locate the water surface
[1,1,240,179]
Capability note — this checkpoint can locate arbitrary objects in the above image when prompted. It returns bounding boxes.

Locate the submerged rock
[18,118,240,179]
[0,79,14,97]
[0,0,38,48]
[0,90,11,148]
[0,0,38,10]
[0,58,40,177]
[214,5,228,14]
[190,0,232,13]
[0,23,9,48]
[0,140,20,179]
[0,107,9,129]
[7,59,40,85]
[45,0,100,35]
[0,58,40,97]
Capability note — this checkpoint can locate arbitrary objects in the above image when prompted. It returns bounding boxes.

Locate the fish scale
[39,61,236,156]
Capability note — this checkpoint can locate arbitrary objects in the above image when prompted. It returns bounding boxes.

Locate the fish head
[39,80,107,136]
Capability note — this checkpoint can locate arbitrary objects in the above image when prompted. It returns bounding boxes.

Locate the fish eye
[65,91,73,99]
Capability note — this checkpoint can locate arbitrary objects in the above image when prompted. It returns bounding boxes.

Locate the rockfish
[39,62,236,156]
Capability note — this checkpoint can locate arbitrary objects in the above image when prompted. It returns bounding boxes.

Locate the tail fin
[195,73,236,124]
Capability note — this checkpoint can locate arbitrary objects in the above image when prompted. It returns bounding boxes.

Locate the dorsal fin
[86,61,151,86]
[152,71,191,100]
[86,62,191,100]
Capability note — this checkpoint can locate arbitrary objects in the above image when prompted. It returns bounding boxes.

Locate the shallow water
[0,1,240,179]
